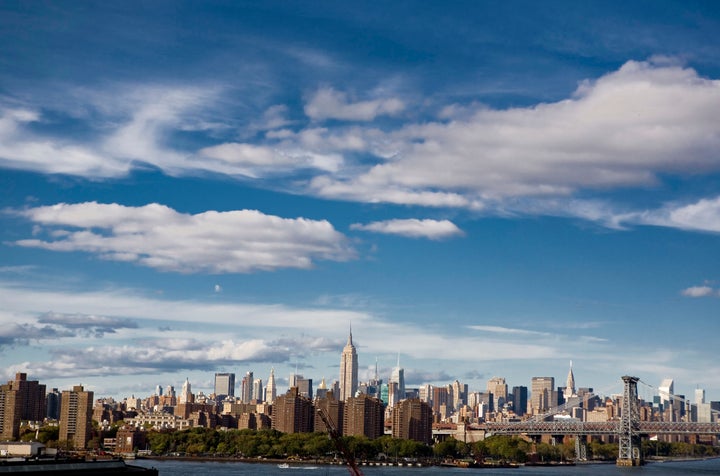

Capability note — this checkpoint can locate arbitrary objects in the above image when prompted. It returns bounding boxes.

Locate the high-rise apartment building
[0,373,46,440]
[265,368,277,404]
[530,377,555,415]
[392,398,432,444]
[343,394,384,439]
[315,388,343,435]
[241,372,254,403]
[339,328,358,401]
[59,385,94,449]
[272,387,314,434]
[214,373,235,399]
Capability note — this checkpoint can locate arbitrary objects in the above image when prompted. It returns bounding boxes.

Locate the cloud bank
[14,202,355,273]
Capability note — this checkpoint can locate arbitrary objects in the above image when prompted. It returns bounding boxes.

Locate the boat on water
[277,462,290,468]
[0,458,158,475]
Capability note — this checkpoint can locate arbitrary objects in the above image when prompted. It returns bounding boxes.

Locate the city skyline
[1,2,720,401]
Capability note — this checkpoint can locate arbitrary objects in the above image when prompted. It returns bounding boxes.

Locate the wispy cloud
[304,87,405,121]
[350,218,464,240]
[681,285,718,298]
[13,202,356,273]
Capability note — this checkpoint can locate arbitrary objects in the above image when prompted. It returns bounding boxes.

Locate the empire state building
[339,328,358,401]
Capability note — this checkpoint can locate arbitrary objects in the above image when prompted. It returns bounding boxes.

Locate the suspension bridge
[480,376,720,466]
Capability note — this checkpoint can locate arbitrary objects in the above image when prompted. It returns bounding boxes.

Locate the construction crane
[316,407,363,476]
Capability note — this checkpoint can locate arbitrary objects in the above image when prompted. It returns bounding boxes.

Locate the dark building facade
[343,394,384,439]
[392,398,432,445]
[0,373,46,440]
[272,387,314,433]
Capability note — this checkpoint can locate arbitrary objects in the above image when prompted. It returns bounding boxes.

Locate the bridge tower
[617,376,642,466]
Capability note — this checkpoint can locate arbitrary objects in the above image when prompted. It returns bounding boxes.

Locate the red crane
[316,407,363,476]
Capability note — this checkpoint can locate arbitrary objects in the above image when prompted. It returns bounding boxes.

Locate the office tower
[316,377,329,399]
[165,385,176,398]
[296,377,313,399]
[214,373,235,399]
[389,354,405,402]
[659,378,674,413]
[564,361,576,400]
[418,384,433,404]
[265,368,277,403]
[431,386,449,416]
[451,380,468,411]
[315,388,343,435]
[343,394,384,439]
[179,378,193,404]
[46,388,61,420]
[392,398,432,444]
[155,385,163,396]
[530,377,555,415]
[487,377,507,412]
[511,386,528,417]
[695,387,706,405]
[253,378,263,402]
[272,387,314,433]
[241,371,254,403]
[339,327,358,401]
[59,385,94,449]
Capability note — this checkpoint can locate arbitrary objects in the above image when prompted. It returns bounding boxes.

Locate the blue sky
[1,1,720,403]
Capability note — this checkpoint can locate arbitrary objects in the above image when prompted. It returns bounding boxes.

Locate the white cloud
[681,286,716,298]
[198,142,342,177]
[304,87,405,121]
[310,60,720,206]
[624,196,720,233]
[350,218,464,240]
[13,202,355,273]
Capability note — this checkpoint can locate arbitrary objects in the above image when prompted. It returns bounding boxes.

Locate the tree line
[20,423,720,463]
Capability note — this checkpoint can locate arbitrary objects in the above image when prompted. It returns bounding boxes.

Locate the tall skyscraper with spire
[179,377,193,404]
[339,327,358,401]
[265,368,277,403]
[563,361,576,400]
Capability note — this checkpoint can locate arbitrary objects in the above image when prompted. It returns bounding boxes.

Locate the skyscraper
[179,377,193,404]
[511,386,528,417]
[214,373,235,399]
[530,377,555,415]
[241,371,254,403]
[388,354,405,407]
[486,377,507,412]
[253,378,264,402]
[339,327,358,401]
[659,378,674,409]
[59,385,94,449]
[265,368,277,403]
[563,361,576,400]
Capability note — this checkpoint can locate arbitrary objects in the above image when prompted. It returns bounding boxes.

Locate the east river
[130,458,720,475]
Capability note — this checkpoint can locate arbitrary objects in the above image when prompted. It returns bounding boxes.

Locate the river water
[131,458,720,475]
